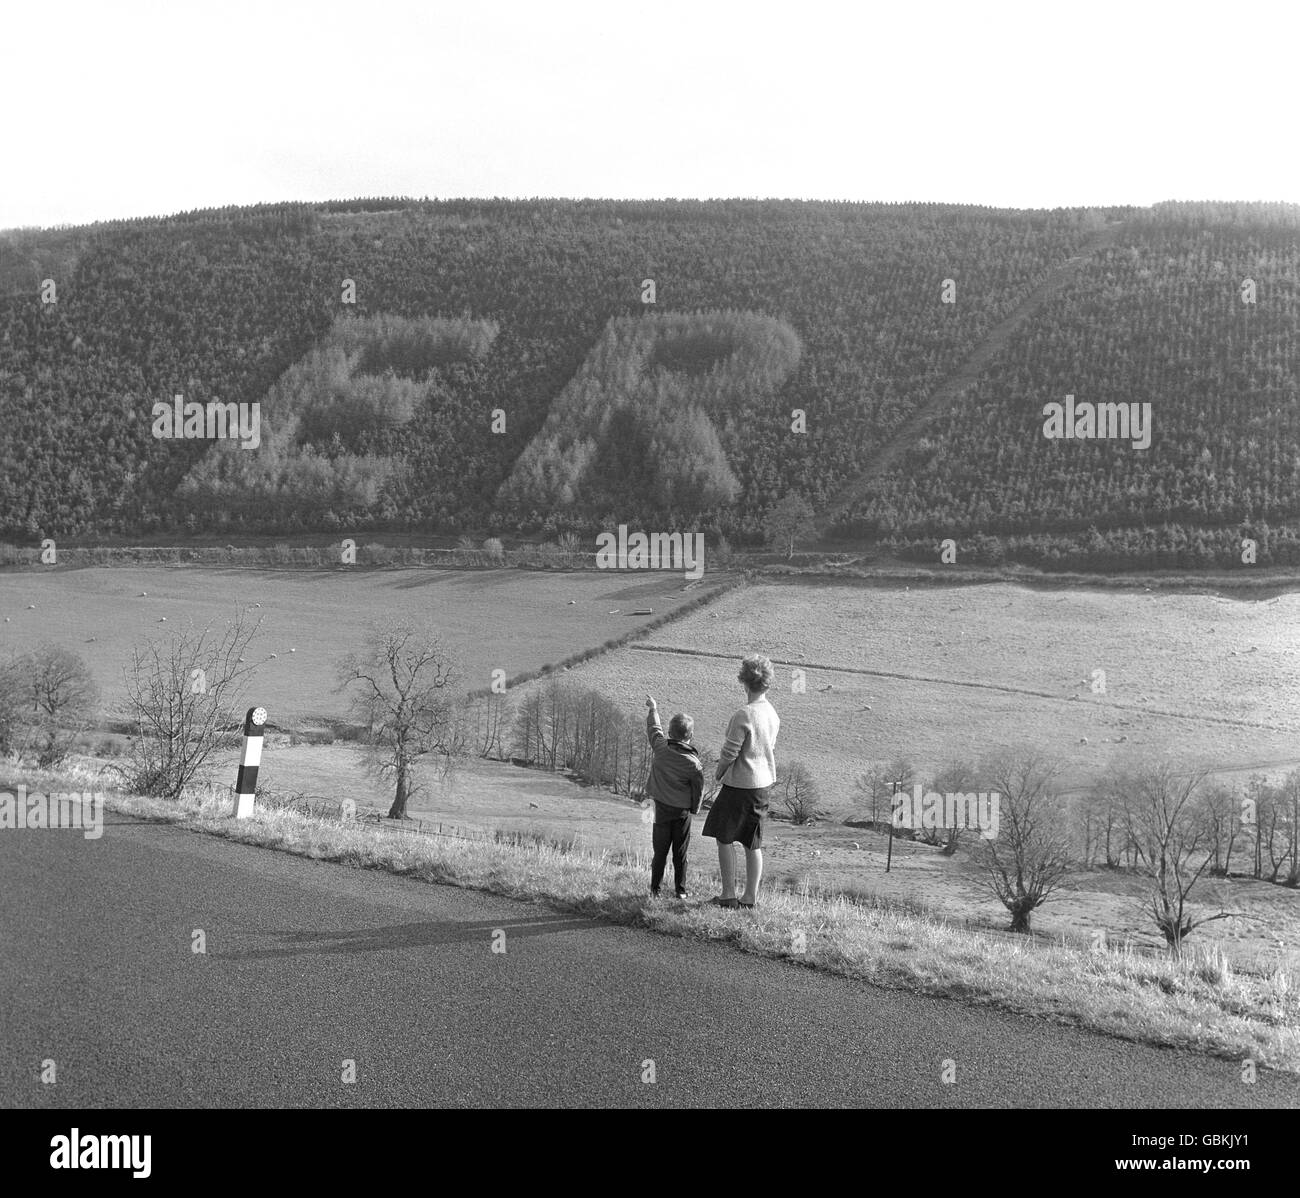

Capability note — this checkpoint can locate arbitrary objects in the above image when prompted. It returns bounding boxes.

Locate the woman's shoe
[709,896,739,908]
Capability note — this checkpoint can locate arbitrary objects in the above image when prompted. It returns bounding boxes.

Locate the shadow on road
[213,913,611,960]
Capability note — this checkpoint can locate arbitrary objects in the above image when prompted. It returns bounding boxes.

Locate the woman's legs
[717,842,737,899]
[740,847,763,904]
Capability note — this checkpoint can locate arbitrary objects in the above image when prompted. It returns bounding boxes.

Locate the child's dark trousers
[651,802,692,896]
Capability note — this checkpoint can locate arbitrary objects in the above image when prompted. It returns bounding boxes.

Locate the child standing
[644,694,703,899]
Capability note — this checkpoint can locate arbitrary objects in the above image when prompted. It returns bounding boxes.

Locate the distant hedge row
[466,577,746,698]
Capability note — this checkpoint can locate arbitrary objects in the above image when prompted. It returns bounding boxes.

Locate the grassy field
[0,565,720,726]
[561,578,1300,799]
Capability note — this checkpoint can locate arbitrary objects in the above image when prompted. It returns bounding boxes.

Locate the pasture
[561,578,1300,800]
[0,565,718,726]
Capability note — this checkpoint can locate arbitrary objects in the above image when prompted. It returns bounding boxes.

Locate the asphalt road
[2,814,1298,1108]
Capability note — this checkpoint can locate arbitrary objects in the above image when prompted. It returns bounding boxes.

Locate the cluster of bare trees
[854,751,1290,950]
[507,676,706,800]
[0,614,256,796]
[1079,765,1300,887]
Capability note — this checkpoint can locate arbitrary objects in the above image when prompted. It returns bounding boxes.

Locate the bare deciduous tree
[927,759,976,854]
[21,644,100,767]
[121,610,261,799]
[467,690,509,760]
[780,761,823,825]
[336,622,459,820]
[1200,781,1244,878]
[0,653,28,757]
[1284,770,1300,888]
[852,763,895,827]
[1126,763,1244,953]
[970,751,1071,934]
[763,492,816,560]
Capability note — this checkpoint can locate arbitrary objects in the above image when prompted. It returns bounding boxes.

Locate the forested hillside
[2,197,1298,568]
[832,202,1300,569]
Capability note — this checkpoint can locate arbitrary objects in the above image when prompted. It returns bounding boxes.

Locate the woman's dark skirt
[702,784,771,850]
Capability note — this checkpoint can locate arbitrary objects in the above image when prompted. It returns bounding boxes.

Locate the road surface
[2,814,1297,1108]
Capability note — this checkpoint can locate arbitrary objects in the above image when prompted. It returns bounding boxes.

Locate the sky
[2,0,1297,229]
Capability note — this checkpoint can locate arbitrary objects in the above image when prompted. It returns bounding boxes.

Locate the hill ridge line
[820,220,1129,534]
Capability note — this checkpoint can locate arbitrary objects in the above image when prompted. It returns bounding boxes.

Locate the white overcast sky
[3,0,1297,229]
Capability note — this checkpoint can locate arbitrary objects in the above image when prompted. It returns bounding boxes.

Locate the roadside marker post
[233,706,267,819]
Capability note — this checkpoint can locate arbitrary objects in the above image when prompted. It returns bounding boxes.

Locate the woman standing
[703,654,780,909]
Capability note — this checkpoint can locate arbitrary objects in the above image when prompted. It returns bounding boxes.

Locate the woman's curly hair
[738,654,774,693]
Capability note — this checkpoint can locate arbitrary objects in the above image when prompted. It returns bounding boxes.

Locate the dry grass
[32,757,1294,1077]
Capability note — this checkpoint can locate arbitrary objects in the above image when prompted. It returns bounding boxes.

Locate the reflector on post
[233,706,267,819]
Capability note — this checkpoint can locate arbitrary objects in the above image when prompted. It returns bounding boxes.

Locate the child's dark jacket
[645,709,704,817]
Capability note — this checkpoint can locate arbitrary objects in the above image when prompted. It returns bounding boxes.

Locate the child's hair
[668,713,693,742]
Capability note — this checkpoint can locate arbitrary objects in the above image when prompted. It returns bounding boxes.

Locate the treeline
[878,522,1300,571]
[0,537,747,575]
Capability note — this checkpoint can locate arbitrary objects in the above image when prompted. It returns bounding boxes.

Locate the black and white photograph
[1,0,1296,1172]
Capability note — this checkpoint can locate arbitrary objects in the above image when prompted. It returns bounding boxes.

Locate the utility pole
[886,780,898,873]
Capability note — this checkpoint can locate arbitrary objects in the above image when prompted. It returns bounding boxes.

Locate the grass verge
[24,760,1300,1075]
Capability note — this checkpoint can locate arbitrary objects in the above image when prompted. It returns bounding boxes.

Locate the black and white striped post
[233,706,267,819]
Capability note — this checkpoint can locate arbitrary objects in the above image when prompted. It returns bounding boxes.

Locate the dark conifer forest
[3,197,1297,569]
